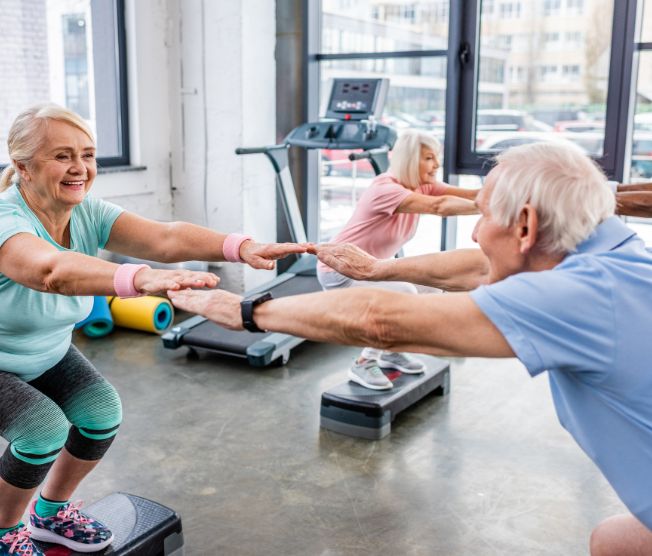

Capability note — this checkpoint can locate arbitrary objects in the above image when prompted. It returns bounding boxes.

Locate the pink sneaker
[0,525,43,556]
[27,500,113,553]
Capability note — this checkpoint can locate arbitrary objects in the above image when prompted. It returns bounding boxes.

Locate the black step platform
[36,492,183,556]
[320,356,450,439]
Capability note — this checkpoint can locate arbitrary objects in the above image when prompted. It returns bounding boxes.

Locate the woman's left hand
[239,241,312,270]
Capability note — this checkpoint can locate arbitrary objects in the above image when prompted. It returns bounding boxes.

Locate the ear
[516,203,538,254]
[13,160,30,182]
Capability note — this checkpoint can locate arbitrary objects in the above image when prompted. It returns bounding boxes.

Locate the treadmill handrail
[235,144,289,155]
[348,147,390,161]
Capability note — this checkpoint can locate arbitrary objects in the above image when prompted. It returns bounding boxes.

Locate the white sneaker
[377,352,425,374]
[348,359,393,390]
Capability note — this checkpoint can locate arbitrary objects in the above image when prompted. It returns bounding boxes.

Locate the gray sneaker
[348,359,393,390]
[377,352,425,374]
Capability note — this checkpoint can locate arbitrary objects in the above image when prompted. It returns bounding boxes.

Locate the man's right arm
[313,243,489,291]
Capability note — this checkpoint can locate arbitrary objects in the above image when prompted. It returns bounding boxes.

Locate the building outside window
[0,0,128,166]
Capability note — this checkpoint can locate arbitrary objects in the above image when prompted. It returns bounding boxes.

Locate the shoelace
[361,361,384,377]
[57,501,92,525]
[2,528,35,556]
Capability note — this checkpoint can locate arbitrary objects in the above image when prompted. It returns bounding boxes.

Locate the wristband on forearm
[113,263,150,298]
[223,233,253,263]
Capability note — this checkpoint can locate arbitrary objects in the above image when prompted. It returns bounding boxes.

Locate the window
[0,0,129,166]
[567,0,584,13]
[500,2,522,18]
[565,31,583,43]
[316,1,449,249]
[472,0,614,164]
[543,0,562,16]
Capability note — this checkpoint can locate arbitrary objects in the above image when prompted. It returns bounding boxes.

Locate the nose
[68,154,85,175]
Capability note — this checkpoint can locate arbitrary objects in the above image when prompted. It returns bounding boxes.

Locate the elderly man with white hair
[168,142,652,555]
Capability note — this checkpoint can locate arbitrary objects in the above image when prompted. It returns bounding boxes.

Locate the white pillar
[169,0,277,291]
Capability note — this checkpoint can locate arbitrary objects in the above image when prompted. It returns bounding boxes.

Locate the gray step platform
[35,492,183,555]
[320,356,450,439]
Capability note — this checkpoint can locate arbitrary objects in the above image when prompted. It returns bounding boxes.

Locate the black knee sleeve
[0,449,54,489]
[65,425,119,461]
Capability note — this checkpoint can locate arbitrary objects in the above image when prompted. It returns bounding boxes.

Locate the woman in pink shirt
[317,129,478,390]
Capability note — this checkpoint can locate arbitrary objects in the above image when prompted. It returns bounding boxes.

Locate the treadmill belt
[181,275,322,354]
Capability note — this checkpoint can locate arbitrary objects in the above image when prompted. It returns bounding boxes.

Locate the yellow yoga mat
[107,296,174,334]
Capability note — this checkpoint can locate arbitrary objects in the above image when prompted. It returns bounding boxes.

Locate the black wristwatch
[240,291,273,333]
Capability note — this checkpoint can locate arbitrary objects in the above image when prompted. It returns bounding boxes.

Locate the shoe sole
[377,360,425,374]
[348,370,393,390]
[28,524,114,553]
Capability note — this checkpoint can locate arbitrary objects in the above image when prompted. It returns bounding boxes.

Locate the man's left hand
[168,289,244,330]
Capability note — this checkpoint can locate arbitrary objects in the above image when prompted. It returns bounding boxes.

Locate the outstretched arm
[616,191,652,218]
[104,211,308,269]
[168,287,513,358]
[396,192,479,217]
[0,233,219,296]
[311,243,489,291]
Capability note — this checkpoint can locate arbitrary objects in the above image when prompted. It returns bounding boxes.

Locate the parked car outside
[476,109,552,132]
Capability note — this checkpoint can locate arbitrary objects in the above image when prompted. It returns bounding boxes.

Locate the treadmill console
[286,120,396,150]
[324,78,389,121]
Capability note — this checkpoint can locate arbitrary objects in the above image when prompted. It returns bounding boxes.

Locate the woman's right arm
[0,233,218,296]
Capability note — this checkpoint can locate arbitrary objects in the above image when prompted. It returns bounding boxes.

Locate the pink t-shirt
[318,172,448,273]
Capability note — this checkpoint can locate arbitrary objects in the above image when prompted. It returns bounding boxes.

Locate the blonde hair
[388,129,441,190]
[0,103,95,192]
[490,142,615,255]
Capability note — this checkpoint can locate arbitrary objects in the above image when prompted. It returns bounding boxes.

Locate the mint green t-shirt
[0,185,124,380]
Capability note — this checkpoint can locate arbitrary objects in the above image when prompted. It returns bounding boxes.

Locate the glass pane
[321,0,449,54]
[474,0,613,158]
[642,0,652,42]
[631,51,652,181]
[0,0,125,164]
[319,58,447,256]
[454,176,483,249]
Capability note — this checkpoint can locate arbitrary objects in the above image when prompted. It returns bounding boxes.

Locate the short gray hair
[388,129,441,190]
[489,142,615,255]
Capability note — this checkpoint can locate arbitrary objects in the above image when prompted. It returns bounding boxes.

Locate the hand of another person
[133,268,220,296]
[310,243,379,280]
[239,241,312,270]
[168,288,243,329]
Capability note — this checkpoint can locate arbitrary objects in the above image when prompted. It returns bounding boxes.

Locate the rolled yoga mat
[75,296,115,338]
[107,296,174,334]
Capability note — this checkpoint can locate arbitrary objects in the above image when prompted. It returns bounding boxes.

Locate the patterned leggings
[0,345,122,489]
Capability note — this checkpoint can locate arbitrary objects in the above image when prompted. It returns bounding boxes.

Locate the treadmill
[162,78,397,366]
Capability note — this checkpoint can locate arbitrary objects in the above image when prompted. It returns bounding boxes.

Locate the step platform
[35,492,183,556]
[320,356,450,440]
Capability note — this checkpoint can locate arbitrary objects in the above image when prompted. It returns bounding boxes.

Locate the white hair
[388,129,441,190]
[489,142,615,255]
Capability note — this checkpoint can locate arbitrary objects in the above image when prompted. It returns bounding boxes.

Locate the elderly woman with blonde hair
[0,103,306,554]
[316,128,478,390]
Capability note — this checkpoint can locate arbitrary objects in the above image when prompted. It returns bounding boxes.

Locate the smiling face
[418,146,440,184]
[18,119,96,211]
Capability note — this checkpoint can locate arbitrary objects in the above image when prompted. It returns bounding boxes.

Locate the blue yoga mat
[75,296,114,338]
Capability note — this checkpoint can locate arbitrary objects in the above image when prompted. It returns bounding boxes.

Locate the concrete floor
[10,325,625,555]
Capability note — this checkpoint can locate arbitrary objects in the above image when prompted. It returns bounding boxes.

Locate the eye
[83,152,96,159]
[56,153,71,161]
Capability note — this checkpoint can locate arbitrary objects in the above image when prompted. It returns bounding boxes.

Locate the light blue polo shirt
[0,185,123,380]
[470,216,652,529]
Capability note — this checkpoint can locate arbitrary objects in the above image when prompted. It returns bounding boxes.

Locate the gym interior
[1,0,652,554]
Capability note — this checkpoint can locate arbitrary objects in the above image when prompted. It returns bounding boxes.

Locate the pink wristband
[223,233,253,263]
[113,263,150,298]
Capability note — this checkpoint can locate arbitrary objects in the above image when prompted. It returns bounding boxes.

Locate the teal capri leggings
[0,345,122,489]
